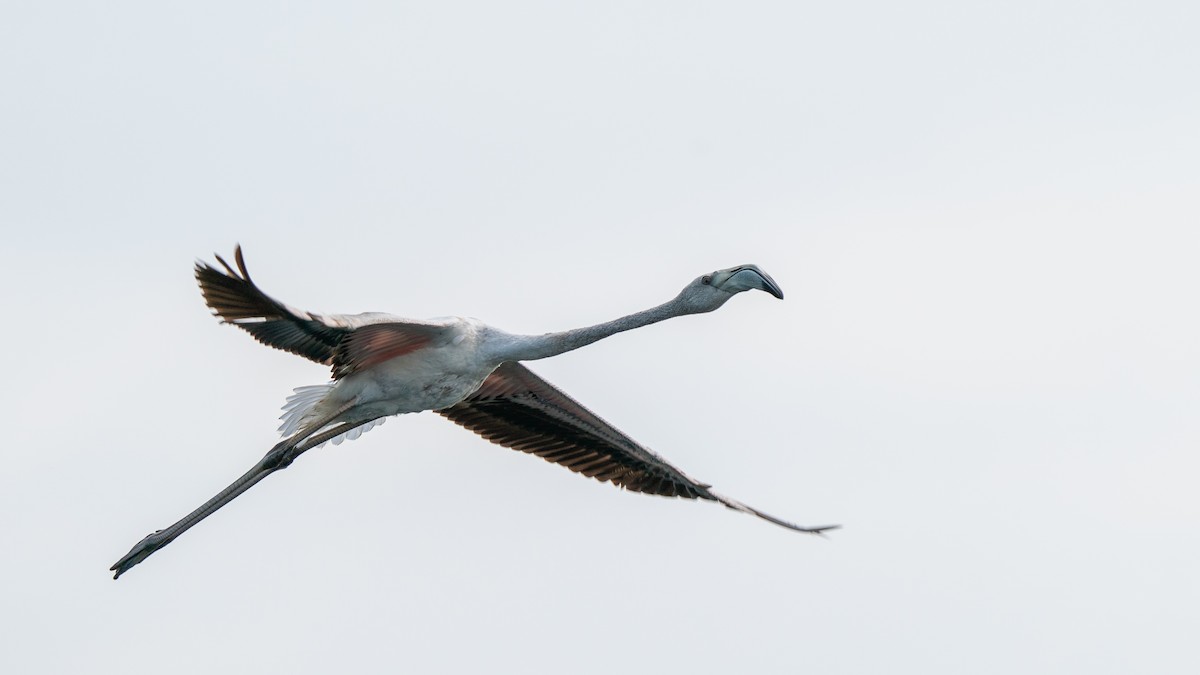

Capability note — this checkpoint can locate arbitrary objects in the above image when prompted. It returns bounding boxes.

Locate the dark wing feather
[440,362,708,498]
[439,363,838,534]
[195,245,350,367]
[197,246,455,380]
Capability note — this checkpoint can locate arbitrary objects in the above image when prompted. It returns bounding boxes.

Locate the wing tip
[709,489,839,536]
[233,243,250,280]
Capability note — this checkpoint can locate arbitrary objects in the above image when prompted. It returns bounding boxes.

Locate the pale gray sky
[2,2,1198,673]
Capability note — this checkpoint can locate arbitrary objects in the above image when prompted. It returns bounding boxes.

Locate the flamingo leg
[110,420,373,579]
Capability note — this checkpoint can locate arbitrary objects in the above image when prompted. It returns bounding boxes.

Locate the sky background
[2,1,1198,673]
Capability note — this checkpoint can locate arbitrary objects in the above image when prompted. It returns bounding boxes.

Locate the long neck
[491,293,693,363]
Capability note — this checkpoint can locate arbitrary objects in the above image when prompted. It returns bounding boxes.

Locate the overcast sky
[2,2,1198,673]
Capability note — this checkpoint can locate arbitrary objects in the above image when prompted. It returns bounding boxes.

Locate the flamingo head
[676,264,785,314]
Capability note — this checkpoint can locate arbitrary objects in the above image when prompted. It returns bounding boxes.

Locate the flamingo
[111,246,836,578]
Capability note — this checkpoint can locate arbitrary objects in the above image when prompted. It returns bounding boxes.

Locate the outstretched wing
[438,362,835,534]
[195,246,447,379]
[196,246,348,366]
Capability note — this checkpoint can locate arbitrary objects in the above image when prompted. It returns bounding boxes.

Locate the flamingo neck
[492,295,691,363]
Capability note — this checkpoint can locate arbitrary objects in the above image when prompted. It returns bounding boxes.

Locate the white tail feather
[278,383,386,448]
[278,384,334,436]
[326,417,385,447]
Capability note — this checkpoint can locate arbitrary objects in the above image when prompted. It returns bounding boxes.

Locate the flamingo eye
[702,275,712,285]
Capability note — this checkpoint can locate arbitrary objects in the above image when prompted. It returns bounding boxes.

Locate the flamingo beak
[729,265,784,299]
[754,270,785,299]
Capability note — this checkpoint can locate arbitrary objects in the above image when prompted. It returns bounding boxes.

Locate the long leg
[110,420,373,579]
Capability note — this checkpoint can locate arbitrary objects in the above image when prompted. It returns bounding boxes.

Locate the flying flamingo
[111,246,836,578]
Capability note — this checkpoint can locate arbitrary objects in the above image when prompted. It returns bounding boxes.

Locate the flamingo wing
[196,245,445,378]
[439,362,836,534]
[440,361,708,498]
